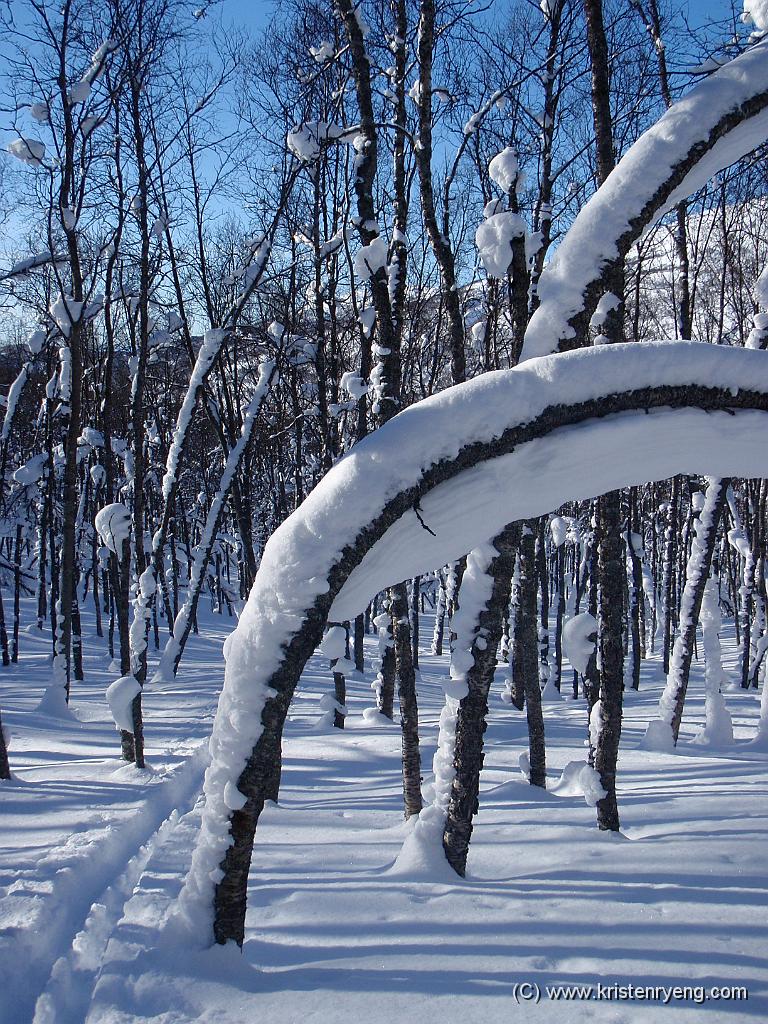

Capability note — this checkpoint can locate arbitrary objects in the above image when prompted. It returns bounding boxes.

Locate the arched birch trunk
[176,343,768,946]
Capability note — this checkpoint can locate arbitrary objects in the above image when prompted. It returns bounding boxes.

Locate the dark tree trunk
[333,669,346,730]
[432,572,446,655]
[354,613,365,673]
[12,524,22,663]
[594,492,625,831]
[510,532,537,713]
[390,581,422,818]
[0,591,10,668]
[553,544,565,691]
[519,526,546,786]
[584,0,628,832]
[443,522,521,875]
[0,707,9,780]
[114,538,134,763]
[410,576,420,670]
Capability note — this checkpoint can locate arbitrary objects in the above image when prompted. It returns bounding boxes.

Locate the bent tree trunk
[183,350,768,946]
[190,29,768,930]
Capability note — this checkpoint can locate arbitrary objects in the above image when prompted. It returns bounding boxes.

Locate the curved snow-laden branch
[177,341,768,945]
[521,39,768,361]
[156,359,276,679]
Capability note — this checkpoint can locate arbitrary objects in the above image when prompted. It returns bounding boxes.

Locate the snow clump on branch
[475,208,525,279]
[95,503,131,553]
[287,121,348,162]
[353,235,388,282]
[563,612,597,676]
[106,676,141,732]
[488,146,520,194]
[7,138,45,167]
[310,40,334,62]
[743,0,768,32]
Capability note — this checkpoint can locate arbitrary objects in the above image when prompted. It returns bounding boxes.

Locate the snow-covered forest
[1,0,768,1020]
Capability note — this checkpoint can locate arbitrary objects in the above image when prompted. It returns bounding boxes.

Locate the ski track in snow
[0,605,225,1024]
[31,756,207,1024]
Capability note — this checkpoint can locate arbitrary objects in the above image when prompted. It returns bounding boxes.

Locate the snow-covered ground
[1,599,766,1023]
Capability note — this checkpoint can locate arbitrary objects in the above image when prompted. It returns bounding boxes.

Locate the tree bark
[391,581,422,818]
[443,522,521,874]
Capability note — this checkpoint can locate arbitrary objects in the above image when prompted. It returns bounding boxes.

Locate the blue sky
[221,0,743,35]
[0,0,738,38]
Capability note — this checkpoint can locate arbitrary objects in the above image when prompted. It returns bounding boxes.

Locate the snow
[590,291,621,330]
[589,699,602,751]
[29,102,49,122]
[94,503,131,554]
[475,211,525,278]
[57,344,72,403]
[91,38,117,69]
[223,780,248,811]
[105,676,141,732]
[353,235,388,282]
[7,137,45,167]
[331,342,768,621]
[129,569,157,673]
[579,764,608,807]
[521,39,768,360]
[549,515,568,547]
[743,0,768,31]
[28,329,47,354]
[562,612,597,675]
[340,371,368,400]
[13,453,47,487]
[693,580,734,746]
[310,40,334,62]
[8,252,54,276]
[4,601,767,1022]
[67,79,91,105]
[642,716,676,752]
[447,543,498,701]
[49,294,84,339]
[391,695,461,881]
[79,426,104,448]
[1,365,30,442]
[286,121,347,162]
[488,146,519,193]
[319,625,347,660]
[728,526,751,560]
